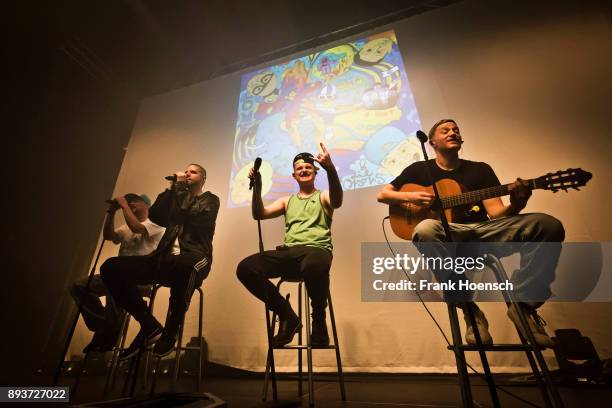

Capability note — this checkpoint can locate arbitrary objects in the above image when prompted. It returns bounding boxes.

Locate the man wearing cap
[70,193,165,353]
[377,119,565,347]
[236,143,343,347]
[102,164,220,359]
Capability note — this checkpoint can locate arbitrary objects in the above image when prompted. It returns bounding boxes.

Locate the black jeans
[236,245,332,322]
[101,253,210,334]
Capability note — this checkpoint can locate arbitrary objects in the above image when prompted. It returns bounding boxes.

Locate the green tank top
[284,190,332,253]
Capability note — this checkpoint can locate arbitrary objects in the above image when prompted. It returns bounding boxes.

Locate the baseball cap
[124,193,151,207]
[292,152,319,170]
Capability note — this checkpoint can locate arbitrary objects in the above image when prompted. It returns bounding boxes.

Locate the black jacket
[149,181,220,260]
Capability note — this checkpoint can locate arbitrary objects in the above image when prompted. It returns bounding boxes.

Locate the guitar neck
[441,179,537,209]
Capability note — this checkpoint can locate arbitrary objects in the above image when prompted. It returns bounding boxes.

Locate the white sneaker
[507,304,554,347]
[463,304,493,345]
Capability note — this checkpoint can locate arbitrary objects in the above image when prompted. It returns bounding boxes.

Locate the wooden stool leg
[172,322,185,392]
[328,291,346,400]
[261,305,278,401]
[304,284,314,407]
[262,279,283,401]
[197,287,204,392]
[448,304,474,408]
[72,351,90,397]
[488,254,563,408]
[104,314,131,396]
[298,282,303,397]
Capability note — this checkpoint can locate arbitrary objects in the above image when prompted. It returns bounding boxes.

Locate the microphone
[249,157,262,190]
[416,130,428,144]
[165,175,177,181]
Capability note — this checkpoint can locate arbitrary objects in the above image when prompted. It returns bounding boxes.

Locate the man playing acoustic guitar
[377,119,565,347]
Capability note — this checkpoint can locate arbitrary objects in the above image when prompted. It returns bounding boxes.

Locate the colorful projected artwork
[229,30,422,206]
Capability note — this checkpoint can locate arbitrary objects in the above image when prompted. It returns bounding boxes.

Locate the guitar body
[387,167,591,241]
[389,179,467,240]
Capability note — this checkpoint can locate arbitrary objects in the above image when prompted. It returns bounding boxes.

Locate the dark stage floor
[41,367,612,408]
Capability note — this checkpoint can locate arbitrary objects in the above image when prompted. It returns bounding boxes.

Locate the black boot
[119,314,162,360]
[152,329,178,357]
[311,319,330,347]
[153,311,181,357]
[272,303,302,347]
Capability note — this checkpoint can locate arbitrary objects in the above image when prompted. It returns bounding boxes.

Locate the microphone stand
[52,222,108,386]
[416,133,500,408]
[252,173,278,402]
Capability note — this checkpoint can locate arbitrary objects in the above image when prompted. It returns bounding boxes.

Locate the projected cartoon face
[230,161,273,205]
[381,138,422,176]
[247,71,278,102]
[358,38,393,64]
[312,45,354,82]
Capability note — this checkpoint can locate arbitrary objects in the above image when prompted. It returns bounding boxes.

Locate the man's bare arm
[377,184,435,206]
[103,206,121,244]
[250,168,287,220]
[314,143,343,209]
[116,196,149,237]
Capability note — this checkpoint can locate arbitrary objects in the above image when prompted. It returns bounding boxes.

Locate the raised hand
[248,166,262,188]
[313,142,334,171]
[114,196,129,209]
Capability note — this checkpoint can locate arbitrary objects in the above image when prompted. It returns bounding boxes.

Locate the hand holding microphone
[164,172,186,182]
[105,198,120,213]
[249,157,262,190]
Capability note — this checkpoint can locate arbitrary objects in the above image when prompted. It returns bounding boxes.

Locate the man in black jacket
[101,164,220,358]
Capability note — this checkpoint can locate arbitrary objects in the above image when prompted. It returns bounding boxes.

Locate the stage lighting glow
[229,30,422,206]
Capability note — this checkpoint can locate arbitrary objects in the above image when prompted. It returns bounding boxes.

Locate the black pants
[101,253,210,334]
[70,275,151,336]
[236,245,332,322]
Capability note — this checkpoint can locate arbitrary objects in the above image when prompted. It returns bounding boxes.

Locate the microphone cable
[380,216,542,408]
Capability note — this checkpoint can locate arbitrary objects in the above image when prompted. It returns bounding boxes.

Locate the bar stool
[446,253,564,408]
[72,286,153,398]
[262,278,346,407]
[120,283,205,396]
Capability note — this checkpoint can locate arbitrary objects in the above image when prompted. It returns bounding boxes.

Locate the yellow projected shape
[231,161,274,205]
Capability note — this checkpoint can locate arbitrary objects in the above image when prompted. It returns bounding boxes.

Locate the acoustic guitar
[389,168,592,240]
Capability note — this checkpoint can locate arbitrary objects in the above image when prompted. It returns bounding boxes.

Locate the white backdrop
[71,0,612,373]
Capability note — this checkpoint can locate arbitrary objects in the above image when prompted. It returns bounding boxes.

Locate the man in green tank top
[237,143,343,347]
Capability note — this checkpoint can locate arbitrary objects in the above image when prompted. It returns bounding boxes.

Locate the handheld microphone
[416,130,428,144]
[164,175,177,181]
[249,157,262,190]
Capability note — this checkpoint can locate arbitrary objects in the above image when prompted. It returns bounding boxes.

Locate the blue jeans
[412,213,565,303]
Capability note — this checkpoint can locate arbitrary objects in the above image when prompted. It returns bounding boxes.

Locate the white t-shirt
[115,219,165,256]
